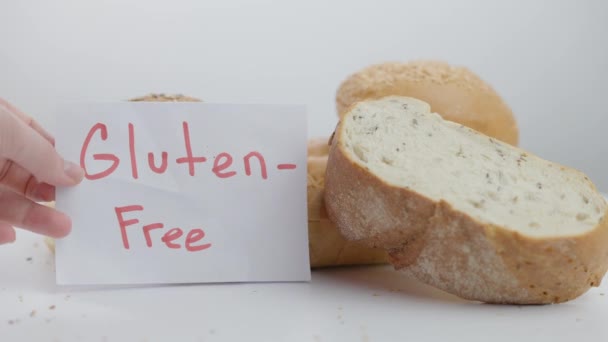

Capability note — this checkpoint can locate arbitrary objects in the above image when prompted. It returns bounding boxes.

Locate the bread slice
[324,96,608,304]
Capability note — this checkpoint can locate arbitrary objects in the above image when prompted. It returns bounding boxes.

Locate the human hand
[0,98,84,244]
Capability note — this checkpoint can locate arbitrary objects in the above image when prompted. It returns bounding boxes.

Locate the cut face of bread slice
[342,97,604,238]
[324,96,608,304]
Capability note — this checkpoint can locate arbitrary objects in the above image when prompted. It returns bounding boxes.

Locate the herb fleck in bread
[324,96,608,304]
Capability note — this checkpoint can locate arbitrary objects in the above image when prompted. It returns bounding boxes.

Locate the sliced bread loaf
[324,96,608,304]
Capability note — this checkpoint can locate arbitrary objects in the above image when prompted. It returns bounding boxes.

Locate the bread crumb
[49,305,56,310]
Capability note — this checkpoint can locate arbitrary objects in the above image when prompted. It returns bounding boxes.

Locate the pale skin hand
[0,98,85,244]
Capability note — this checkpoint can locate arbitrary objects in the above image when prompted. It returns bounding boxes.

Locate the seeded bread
[335,61,519,145]
[324,96,608,304]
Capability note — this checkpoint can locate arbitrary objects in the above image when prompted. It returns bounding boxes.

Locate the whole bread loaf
[335,60,519,145]
[324,96,608,304]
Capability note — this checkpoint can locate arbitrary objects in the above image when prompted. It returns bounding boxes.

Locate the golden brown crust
[307,137,331,158]
[392,203,608,304]
[324,112,608,304]
[307,138,387,268]
[335,60,519,145]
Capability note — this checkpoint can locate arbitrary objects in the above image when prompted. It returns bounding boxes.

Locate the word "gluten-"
[79,121,297,180]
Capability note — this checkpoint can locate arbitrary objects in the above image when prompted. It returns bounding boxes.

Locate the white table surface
[2,196,608,341]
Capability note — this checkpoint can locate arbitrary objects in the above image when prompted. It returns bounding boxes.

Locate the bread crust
[307,138,387,267]
[324,110,608,304]
[335,60,519,145]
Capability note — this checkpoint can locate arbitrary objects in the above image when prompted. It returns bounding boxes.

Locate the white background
[0,0,607,190]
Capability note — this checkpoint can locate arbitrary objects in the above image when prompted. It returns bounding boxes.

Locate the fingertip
[49,212,72,239]
[62,160,85,185]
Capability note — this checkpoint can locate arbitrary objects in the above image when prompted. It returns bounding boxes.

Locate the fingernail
[64,160,85,183]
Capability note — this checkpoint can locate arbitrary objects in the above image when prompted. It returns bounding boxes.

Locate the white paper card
[54,102,310,285]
